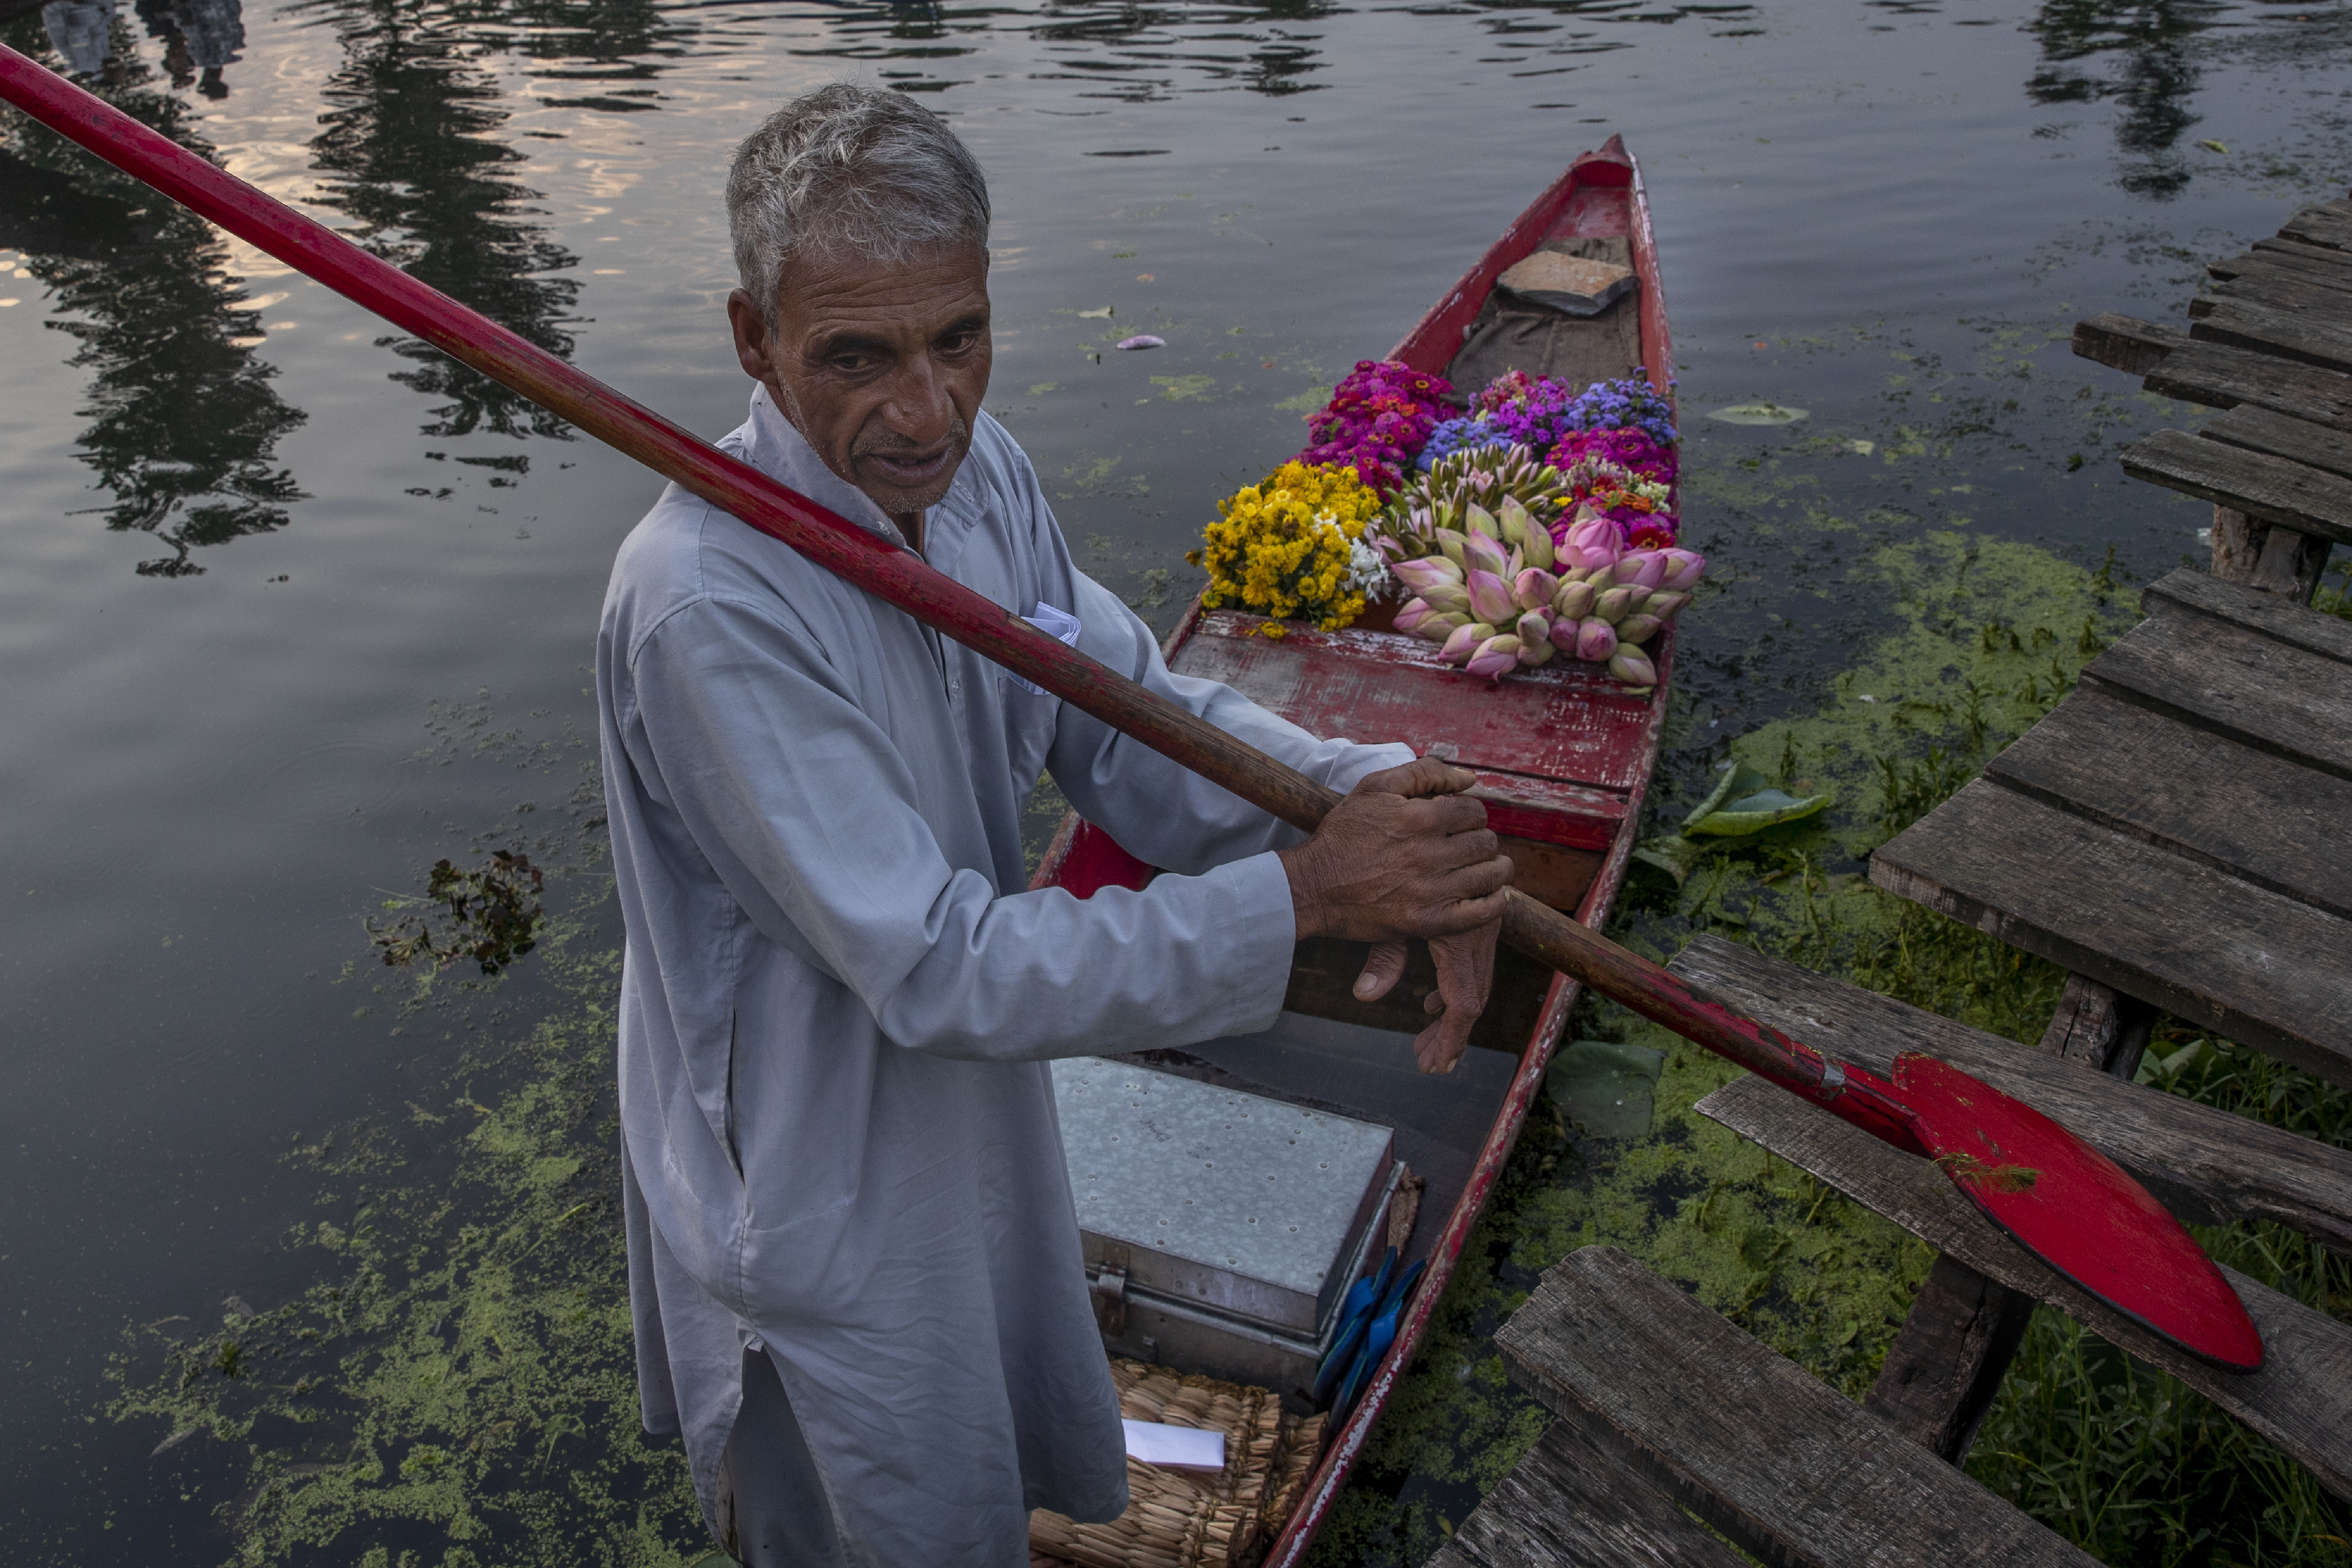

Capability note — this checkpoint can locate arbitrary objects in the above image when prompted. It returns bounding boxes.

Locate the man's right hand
[1277,757,1513,1074]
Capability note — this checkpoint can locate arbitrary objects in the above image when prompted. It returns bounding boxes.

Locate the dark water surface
[3,0,2348,1560]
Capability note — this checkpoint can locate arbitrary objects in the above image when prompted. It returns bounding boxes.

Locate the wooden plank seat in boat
[1430,1246,2097,1568]
[1667,936,2352,1499]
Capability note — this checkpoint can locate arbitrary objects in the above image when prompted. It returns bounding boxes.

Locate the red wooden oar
[0,44,2262,1373]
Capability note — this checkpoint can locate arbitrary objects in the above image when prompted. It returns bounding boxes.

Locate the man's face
[728,241,992,526]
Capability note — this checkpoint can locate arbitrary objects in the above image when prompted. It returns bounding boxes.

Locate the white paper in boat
[1122,1418,1225,1473]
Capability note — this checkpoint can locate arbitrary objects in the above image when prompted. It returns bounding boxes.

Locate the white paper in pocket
[1011,601,1083,696]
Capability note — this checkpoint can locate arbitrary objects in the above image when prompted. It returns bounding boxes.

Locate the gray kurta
[596,387,1410,1563]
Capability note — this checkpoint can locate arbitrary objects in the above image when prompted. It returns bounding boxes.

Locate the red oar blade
[1895,1052,2263,1372]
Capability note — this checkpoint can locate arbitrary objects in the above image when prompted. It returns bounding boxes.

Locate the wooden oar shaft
[0,44,1873,1121]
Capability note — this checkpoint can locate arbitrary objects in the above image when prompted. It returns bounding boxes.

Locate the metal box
[1053,1057,1398,1401]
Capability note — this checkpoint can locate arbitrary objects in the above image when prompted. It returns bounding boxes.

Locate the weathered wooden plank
[2119,428,2352,546]
[2253,235,2352,270]
[2036,970,2156,1077]
[2070,312,2189,375]
[1695,1074,2352,1500]
[2142,564,2352,666]
[2142,340,2352,429]
[1665,934,2352,1251]
[2202,404,2352,482]
[1984,688,2352,921]
[1868,781,2352,1084]
[1496,1247,2099,1568]
[2082,598,2352,776]
[1862,1253,2035,1463]
[1435,1419,1752,1568]
[2209,251,2352,292]
[2193,298,2352,376]
[2194,268,2352,321]
[2281,206,2352,254]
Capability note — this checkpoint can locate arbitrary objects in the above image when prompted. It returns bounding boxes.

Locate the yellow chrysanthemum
[1190,462,1382,636]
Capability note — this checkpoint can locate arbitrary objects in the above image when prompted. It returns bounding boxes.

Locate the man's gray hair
[727,83,991,327]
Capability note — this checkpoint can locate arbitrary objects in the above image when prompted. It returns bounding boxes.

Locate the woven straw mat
[1029,1360,1326,1568]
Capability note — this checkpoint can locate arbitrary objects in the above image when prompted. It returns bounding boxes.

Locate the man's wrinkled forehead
[770,240,992,344]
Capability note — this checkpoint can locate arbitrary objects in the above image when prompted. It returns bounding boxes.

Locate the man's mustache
[854,416,970,462]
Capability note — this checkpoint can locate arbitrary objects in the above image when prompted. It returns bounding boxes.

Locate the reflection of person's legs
[714,1344,848,1568]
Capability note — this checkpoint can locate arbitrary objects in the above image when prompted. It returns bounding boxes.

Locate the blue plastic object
[1330,1258,1426,1421]
[1312,1245,1395,1406]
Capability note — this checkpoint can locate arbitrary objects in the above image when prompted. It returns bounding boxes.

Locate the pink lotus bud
[1441,621,1496,663]
[1433,529,1469,567]
[1658,549,1707,592]
[1465,635,1522,680]
[1517,635,1556,668]
[1513,501,1555,569]
[1463,534,1511,582]
[1549,614,1581,652]
[1622,584,1653,613]
[1646,590,1692,622]
[1393,598,1431,634]
[1553,579,1597,620]
[1464,504,1500,539]
[1564,514,1617,554]
[1392,557,1460,595]
[1593,586,1635,624]
[1608,647,1658,687]
[1613,550,1668,590]
[1416,611,1468,642]
[1617,612,1664,645]
[1513,568,1559,611]
[1517,608,1552,648]
[1576,617,1618,662]
[1465,569,1514,625]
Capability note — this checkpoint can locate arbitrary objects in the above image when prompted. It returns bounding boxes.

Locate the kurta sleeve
[1044,574,1414,876]
[620,594,1300,1062]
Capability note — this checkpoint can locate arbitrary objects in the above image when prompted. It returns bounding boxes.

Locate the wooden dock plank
[1696,1074,2352,1501]
[2119,427,2352,546]
[1985,687,2352,921]
[2281,206,2352,254]
[2209,251,2352,293]
[2142,565,2352,666]
[2081,600,2352,776]
[2071,312,2189,376]
[1430,1419,1752,1568]
[2141,341,2352,428]
[2192,298,2352,377]
[2201,404,2352,484]
[1496,1247,2100,1567]
[2253,234,2352,270]
[2194,269,2352,321]
[1868,781,2352,1083]
[1860,1253,2033,1461]
[1665,935,2352,1251]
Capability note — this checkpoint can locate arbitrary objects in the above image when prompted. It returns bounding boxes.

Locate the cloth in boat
[597,385,1412,1565]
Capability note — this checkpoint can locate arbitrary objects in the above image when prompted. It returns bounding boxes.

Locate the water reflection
[1,2,304,577]
[2027,0,2226,198]
[304,0,583,439]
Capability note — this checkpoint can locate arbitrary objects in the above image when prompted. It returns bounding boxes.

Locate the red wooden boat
[1030,135,1675,1565]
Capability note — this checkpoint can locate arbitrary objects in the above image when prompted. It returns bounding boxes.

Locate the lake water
[3,0,2347,1560]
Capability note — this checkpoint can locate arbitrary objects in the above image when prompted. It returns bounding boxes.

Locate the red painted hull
[1029,137,1675,1566]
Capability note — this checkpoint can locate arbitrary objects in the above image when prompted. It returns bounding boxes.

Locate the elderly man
[597,82,1509,1565]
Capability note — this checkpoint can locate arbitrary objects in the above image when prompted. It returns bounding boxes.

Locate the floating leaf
[1548,1039,1666,1138]
[1706,401,1808,426]
[1078,306,1114,319]
[2198,138,2228,154]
